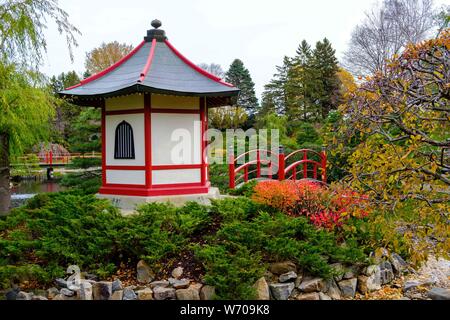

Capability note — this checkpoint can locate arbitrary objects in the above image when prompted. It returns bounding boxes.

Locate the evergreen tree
[225,59,259,115]
[311,38,341,119]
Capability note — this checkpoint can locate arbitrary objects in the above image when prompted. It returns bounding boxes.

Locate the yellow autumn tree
[85,41,133,75]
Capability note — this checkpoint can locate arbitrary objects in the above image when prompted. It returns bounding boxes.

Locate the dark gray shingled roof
[59,21,240,100]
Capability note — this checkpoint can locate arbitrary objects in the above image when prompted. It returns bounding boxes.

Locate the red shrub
[252,180,370,230]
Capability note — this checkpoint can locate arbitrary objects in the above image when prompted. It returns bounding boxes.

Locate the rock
[325,280,341,300]
[78,281,93,300]
[137,288,153,300]
[137,260,154,284]
[379,261,395,285]
[403,280,422,293]
[279,271,297,283]
[153,287,176,300]
[92,281,112,300]
[338,278,357,298]
[112,279,123,292]
[60,288,75,297]
[357,273,381,294]
[427,288,450,300]
[123,287,138,300]
[399,297,411,300]
[343,266,359,280]
[172,266,184,279]
[176,287,200,300]
[32,296,48,300]
[55,278,68,289]
[5,288,19,300]
[110,290,123,300]
[389,253,408,274]
[296,292,320,300]
[330,263,345,282]
[298,277,326,293]
[52,294,76,301]
[269,283,295,300]
[150,280,170,289]
[294,275,303,288]
[200,285,216,300]
[269,261,297,275]
[82,272,98,281]
[16,291,32,300]
[319,292,332,300]
[253,277,270,300]
[263,270,277,283]
[170,278,190,289]
[363,265,382,292]
[46,288,59,300]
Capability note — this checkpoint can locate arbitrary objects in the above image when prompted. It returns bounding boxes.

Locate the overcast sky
[41,0,447,99]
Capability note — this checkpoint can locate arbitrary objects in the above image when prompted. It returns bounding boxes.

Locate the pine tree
[311,38,341,119]
[225,59,259,115]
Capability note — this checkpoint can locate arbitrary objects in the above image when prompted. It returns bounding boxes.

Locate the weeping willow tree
[0,0,79,214]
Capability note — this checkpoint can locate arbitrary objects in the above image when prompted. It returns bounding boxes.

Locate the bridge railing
[14,151,102,166]
[229,147,327,189]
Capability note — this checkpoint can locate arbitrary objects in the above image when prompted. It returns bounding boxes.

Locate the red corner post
[321,147,327,183]
[229,150,235,189]
[278,145,285,181]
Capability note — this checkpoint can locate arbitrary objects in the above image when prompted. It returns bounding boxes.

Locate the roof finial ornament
[151,19,162,29]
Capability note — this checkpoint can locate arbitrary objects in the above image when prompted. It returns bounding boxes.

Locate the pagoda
[60,20,239,202]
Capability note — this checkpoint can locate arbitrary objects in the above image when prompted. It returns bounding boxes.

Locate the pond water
[10,178,67,209]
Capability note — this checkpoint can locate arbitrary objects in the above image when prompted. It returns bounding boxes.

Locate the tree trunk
[0,132,10,215]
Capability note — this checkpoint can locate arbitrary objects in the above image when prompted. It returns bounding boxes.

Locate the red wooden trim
[144,94,152,188]
[101,102,107,187]
[200,97,206,186]
[139,38,157,82]
[152,182,203,189]
[164,40,236,88]
[105,166,146,170]
[99,182,210,197]
[65,41,146,90]
[151,108,200,114]
[205,103,209,182]
[152,164,202,170]
[103,183,147,189]
[229,153,235,189]
[105,109,144,116]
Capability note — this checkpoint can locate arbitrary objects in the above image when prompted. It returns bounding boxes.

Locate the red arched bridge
[14,151,102,167]
[229,147,327,189]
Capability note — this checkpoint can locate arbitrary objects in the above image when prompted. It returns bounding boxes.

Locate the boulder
[123,287,138,300]
[253,277,270,300]
[112,279,123,292]
[279,271,297,283]
[338,278,357,298]
[379,261,395,285]
[92,281,112,300]
[403,280,422,293]
[269,261,297,275]
[110,290,123,300]
[5,288,19,300]
[150,280,170,289]
[389,253,408,275]
[357,274,381,294]
[47,287,59,300]
[137,260,154,284]
[153,287,176,300]
[16,291,32,300]
[343,266,359,280]
[294,275,303,288]
[176,287,200,300]
[60,288,75,297]
[137,288,153,300]
[330,263,345,282]
[200,285,216,300]
[170,278,190,289]
[325,279,341,300]
[52,293,76,300]
[296,292,320,300]
[172,266,184,279]
[298,277,326,293]
[269,283,295,300]
[319,292,332,300]
[78,281,93,300]
[363,265,382,292]
[32,296,48,300]
[427,288,450,300]
[55,278,68,289]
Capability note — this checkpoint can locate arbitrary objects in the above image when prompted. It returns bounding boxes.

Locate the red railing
[229,147,327,189]
[15,152,102,167]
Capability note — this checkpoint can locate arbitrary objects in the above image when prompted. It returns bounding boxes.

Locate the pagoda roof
[59,20,240,103]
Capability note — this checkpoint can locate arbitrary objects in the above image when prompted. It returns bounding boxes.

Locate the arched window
[114,121,135,159]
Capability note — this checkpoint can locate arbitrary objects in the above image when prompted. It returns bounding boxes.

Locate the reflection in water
[10,178,67,209]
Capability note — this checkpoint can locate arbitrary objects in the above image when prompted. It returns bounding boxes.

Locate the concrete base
[96,187,222,215]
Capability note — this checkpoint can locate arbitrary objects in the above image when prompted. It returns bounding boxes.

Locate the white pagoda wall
[104,94,146,186]
[151,95,202,186]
